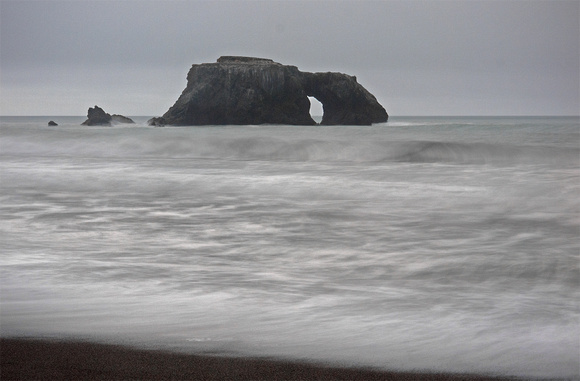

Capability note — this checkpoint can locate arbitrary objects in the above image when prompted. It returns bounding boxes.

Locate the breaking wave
[1,126,577,168]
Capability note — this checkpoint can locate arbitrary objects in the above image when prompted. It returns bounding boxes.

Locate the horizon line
[1,114,578,118]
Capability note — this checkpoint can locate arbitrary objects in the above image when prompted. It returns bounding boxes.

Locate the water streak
[1,116,578,378]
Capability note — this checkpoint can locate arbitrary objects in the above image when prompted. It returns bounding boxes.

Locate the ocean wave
[1,123,578,168]
[385,141,579,166]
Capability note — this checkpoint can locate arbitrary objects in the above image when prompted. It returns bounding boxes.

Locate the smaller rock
[48,121,58,126]
[111,114,135,124]
[147,117,166,127]
[81,106,134,126]
[82,105,112,125]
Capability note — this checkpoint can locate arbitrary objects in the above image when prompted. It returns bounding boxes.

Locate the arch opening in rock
[308,96,324,124]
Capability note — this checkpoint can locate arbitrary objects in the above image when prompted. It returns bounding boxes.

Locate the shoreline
[1,338,520,380]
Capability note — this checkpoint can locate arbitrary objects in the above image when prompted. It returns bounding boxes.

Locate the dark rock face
[82,106,111,125]
[48,121,58,126]
[156,57,388,126]
[159,58,314,126]
[82,106,135,126]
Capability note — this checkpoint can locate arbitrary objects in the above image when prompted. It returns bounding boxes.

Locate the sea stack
[81,105,135,126]
[149,56,388,126]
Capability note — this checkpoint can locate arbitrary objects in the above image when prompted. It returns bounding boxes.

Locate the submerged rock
[147,117,166,127]
[155,56,388,126]
[111,114,135,124]
[81,106,135,126]
[48,120,58,126]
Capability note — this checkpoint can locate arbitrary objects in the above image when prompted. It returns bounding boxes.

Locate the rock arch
[151,57,388,126]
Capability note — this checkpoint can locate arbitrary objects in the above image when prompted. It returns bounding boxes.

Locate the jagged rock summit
[149,56,388,126]
[81,105,135,126]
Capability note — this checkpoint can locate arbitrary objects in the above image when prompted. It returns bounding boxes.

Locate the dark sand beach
[1,338,519,380]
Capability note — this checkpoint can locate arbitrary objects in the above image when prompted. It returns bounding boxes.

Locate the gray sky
[1,0,578,116]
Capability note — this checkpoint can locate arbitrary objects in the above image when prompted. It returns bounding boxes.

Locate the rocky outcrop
[81,106,135,126]
[82,106,111,125]
[150,57,388,126]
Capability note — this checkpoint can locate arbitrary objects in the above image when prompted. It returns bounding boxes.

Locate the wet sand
[1,338,519,380]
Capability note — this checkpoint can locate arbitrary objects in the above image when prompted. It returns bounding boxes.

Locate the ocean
[0,116,578,379]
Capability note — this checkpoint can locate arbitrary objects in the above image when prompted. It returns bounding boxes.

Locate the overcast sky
[1,0,578,116]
